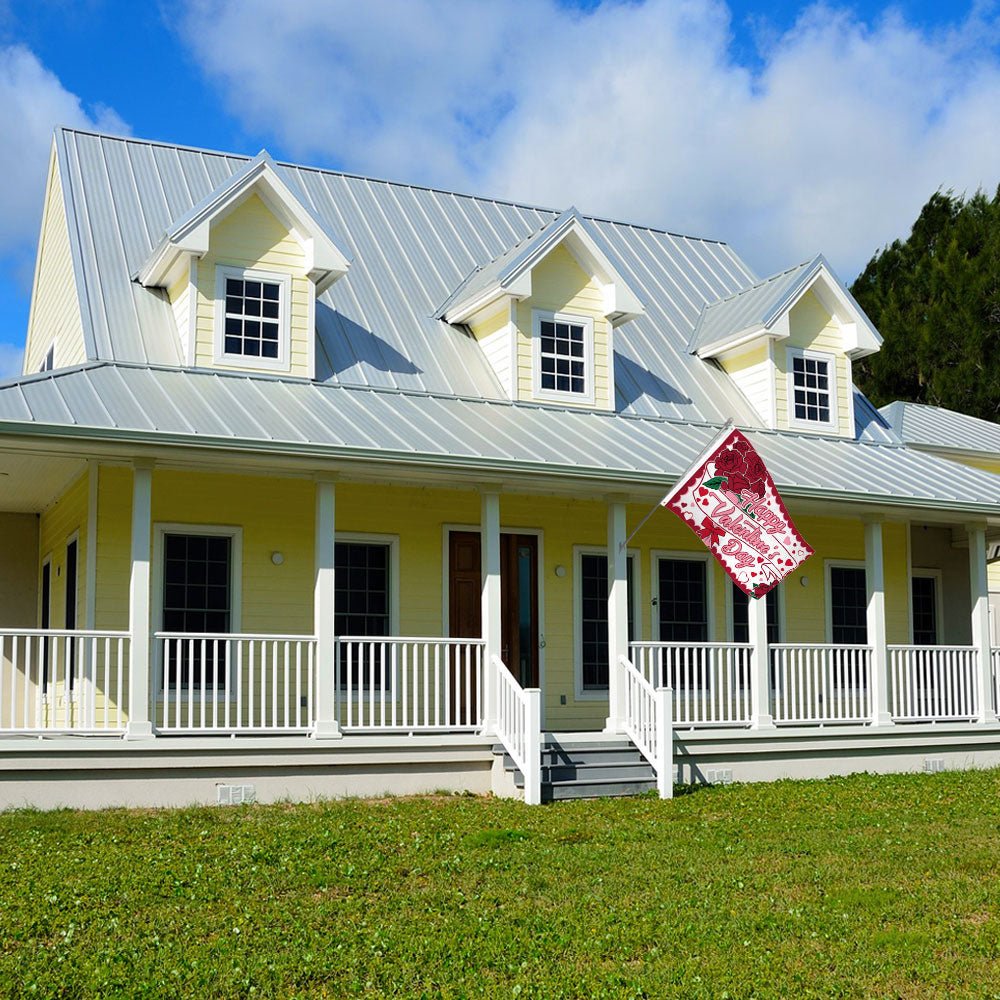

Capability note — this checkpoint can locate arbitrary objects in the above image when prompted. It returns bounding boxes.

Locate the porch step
[493,738,656,802]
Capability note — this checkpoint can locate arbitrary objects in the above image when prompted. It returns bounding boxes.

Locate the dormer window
[214,266,290,371]
[532,309,594,404]
[788,347,836,429]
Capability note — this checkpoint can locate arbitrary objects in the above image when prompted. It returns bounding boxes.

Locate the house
[1,127,999,808]
[879,401,1000,644]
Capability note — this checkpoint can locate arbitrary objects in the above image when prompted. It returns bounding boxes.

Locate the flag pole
[621,419,735,550]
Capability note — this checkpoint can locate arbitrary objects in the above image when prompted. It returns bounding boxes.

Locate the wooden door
[448,531,539,689]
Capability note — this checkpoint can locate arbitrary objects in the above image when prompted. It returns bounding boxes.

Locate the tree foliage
[850,187,1000,421]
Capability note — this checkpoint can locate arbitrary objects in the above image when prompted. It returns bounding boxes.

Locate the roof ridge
[57,126,736,248]
[701,256,817,311]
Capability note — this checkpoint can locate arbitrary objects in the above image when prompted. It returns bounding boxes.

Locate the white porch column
[968,524,998,724]
[125,461,154,740]
[865,518,893,726]
[481,490,501,732]
[313,476,341,738]
[748,591,774,729]
[605,500,628,734]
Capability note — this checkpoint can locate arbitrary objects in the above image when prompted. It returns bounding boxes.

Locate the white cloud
[176,0,1000,280]
[0,45,128,258]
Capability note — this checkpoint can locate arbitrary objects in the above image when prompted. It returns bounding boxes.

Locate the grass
[1,771,1000,999]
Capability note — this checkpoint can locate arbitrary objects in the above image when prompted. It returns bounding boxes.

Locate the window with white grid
[532,310,594,402]
[788,349,835,427]
[215,267,290,370]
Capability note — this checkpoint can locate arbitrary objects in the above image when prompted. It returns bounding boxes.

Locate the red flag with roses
[661,427,813,598]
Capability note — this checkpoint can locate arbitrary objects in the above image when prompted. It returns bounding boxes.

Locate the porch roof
[0,362,998,515]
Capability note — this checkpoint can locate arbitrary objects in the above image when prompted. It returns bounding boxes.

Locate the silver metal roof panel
[880,401,1000,457]
[1,363,999,515]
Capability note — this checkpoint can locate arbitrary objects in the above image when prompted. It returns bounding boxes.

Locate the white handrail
[888,645,978,722]
[620,655,672,799]
[154,633,316,732]
[993,648,1000,716]
[629,641,751,727]
[336,637,484,732]
[494,655,541,805]
[0,630,129,733]
[770,643,872,724]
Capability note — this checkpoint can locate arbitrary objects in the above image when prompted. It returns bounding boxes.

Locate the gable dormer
[690,255,881,438]
[439,209,643,410]
[136,151,350,379]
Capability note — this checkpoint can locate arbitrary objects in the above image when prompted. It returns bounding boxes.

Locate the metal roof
[2,362,998,514]
[55,127,763,426]
[688,257,819,355]
[880,401,1000,457]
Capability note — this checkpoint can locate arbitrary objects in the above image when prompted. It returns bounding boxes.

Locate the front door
[449,531,539,688]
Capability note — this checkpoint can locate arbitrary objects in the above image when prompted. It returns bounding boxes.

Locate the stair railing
[621,654,673,799]
[494,655,542,805]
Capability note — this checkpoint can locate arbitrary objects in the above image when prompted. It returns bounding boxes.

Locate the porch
[2,455,1000,806]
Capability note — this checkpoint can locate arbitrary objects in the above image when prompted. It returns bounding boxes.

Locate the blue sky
[1,0,998,377]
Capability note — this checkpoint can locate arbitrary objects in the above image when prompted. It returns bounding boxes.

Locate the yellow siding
[24,149,86,374]
[90,470,917,731]
[775,290,852,437]
[515,244,613,410]
[38,471,89,629]
[193,193,313,377]
[718,342,772,425]
[469,306,507,341]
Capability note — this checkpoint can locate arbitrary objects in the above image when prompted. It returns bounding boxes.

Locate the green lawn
[2,770,1000,999]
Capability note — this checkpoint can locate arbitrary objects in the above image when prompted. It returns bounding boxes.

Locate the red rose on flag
[743,453,767,483]
[714,448,745,477]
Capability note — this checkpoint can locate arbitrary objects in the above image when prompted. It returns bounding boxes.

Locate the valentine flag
[661,427,813,598]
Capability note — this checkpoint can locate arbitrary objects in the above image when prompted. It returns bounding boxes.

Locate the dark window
[830,566,867,644]
[162,533,232,688]
[731,582,780,644]
[65,539,78,689]
[39,345,54,372]
[335,542,391,687]
[539,317,587,394]
[223,276,282,360]
[912,576,938,645]
[657,558,708,642]
[40,561,51,691]
[792,354,831,423]
[579,553,635,691]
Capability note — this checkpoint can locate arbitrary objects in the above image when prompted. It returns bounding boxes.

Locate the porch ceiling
[0,451,87,512]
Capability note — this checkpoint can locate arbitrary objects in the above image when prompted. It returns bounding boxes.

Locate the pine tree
[851,187,1000,422]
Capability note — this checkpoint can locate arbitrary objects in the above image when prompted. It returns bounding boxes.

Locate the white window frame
[824,559,866,644]
[531,308,595,405]
[152,523,244,701]
[910,568,944,645]
[39,342,55,373]
[650,550,715,642]
[787,347,838,431]
[572,545,641,701]
[214,265,291,372]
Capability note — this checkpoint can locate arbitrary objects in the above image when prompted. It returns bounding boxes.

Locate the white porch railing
[889,645,978,722]
[994,648,1000,715]
[771,644,872,724]
[336,637,484,731]
[621,655,672,798]
[0,629,129,733]
[155,633,316,733]
[629,641,752,727]
[494,655,541,805]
